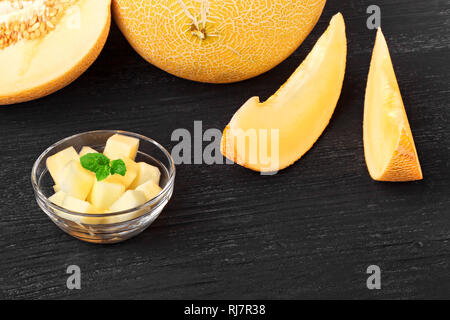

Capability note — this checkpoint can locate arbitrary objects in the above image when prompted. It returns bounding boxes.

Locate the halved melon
[364,29,423,182]
[0,0,111,105]
[221,13,347,172]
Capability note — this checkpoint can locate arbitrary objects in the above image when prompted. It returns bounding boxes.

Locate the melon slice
[221,13,347,172]
[364,29,423,182]
[0,0,111,105]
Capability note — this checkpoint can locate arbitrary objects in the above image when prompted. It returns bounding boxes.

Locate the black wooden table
[1,0,449,299]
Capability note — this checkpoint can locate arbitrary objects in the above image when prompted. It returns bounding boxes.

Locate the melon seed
[0,0,77,50]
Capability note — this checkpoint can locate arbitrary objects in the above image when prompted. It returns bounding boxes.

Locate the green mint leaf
[110,159,127,176]
[96,165,111,181]
[96,154,110,166]
[80,153,128,181]
[80,153,110,172]
[80,153,112,181]
[80,153,104,172]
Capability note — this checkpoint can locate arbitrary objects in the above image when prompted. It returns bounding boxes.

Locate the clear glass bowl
[31,130,175,244]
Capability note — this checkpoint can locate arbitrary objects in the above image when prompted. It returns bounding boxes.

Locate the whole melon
[112,0,326,83]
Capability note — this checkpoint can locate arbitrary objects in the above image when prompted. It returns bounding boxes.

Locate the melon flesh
[103,134,139,161]
[48,190,66,206]
[135,180,162,201]
[364,29,422,182]
[79,146,97,157]
[103,156,139,189]
[129,162,161,189]
[88,180,125,210]
[0,0,111,105]
[44,134,165,224]
[57,159,94,200]
[221,14,347,172]
[62,194,98,214]
[109,190,146,212]
[46,146,79,183]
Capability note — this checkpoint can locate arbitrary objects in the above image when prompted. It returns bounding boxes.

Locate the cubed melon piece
[46,146,79,184]
[49,193,105,224]
[53,184,61,193]
[129,162,161,189]
[58,160,94,200]
[79,146,98,157]
[48,191,77,223]
[49,191,77,222]
[62,195,99,213]
[88,180,125,210]
[104,157,138,189]
[109,190,147,212]
[103,134,139,160]
[48,190,67,206]
[135,180,162,201]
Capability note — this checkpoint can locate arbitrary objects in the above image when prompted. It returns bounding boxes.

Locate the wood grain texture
[1,0,449,299]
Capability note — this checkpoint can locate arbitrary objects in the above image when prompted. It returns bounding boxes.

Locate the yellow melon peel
[364,29,423,182]
[0,0,111,105]
[221,13,347,172]
[112,0,326,83]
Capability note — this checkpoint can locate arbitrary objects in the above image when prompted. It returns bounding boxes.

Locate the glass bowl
[31,130,175,244]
